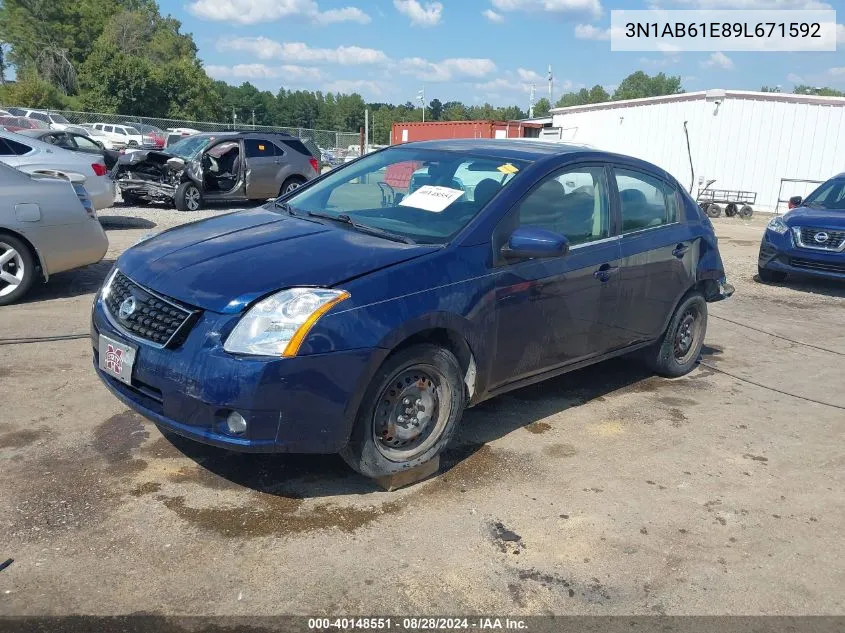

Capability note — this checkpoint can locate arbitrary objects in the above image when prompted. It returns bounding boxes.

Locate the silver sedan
[0,161,108,305]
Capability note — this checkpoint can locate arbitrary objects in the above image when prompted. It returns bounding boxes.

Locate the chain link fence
[0,105,362,158]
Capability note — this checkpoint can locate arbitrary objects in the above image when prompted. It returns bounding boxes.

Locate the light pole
[417,87,426,123]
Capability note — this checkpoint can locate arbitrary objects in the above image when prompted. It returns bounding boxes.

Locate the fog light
[226,411,247,435]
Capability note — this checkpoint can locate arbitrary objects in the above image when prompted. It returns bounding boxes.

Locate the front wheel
[642,292,708,378]
[340,344,466,478]
[175,182,203,211]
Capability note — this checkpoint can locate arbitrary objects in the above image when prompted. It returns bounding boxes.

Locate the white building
[549,90,845,212]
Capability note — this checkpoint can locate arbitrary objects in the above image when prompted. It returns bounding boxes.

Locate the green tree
[793,85,844,97]
[588,85,610,103]
[533,97,551,117]
[612,71,683,101]
[0,68,67,108]
[442,101,468,121]
[78,45,156,114]
[428,98,443,121]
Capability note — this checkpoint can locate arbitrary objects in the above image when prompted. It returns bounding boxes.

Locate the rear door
[490,163,623,387]
[611,166,696,344]
[244,138,278,199]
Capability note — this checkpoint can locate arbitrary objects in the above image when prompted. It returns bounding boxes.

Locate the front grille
[104,271,196,347]
[797,227,845,251]
[791,258,845,274]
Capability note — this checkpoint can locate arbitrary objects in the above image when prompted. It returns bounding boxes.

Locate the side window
[3,138,32,155]
[74,135,100,151]
[614,168,676,233]
[516,166,610,247]
[104,125,113,133]
[0,139,13,155]
[31,112,50,123]
[115,127,126,136]
[663,182,680,223]
[244,139,274,158]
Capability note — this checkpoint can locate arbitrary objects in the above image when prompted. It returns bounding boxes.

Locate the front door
[491,164,623,388]
[611,167,697,344]
[244,138,278,199]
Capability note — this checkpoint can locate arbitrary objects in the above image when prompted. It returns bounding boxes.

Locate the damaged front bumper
[116,178,177,202]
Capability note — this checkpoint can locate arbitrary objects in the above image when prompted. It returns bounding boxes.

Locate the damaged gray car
[112,131,320,211]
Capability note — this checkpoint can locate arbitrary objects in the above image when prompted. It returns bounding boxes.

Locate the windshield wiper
[307,211,416,244]
[274,200,300,216]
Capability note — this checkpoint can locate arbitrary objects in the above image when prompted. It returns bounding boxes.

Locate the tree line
[2,0,842,146]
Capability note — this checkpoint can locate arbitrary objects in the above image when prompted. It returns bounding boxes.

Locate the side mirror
[501,226,569,260]
[788,195,803,209]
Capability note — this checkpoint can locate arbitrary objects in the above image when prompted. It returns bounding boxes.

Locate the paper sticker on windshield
[258,144,265,150]
[498,163,519,174]
[399,185,465,213]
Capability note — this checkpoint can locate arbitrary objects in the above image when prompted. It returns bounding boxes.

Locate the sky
[160,0,845,106]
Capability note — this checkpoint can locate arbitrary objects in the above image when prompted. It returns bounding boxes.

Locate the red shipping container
[391,120,541,145]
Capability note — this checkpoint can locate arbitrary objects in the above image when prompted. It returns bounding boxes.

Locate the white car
[0,130,115,210]
[82,125,125,150]
[89,123,144,148]
[11,108,84,133]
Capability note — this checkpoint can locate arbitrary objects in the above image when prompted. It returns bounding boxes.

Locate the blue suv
[91,140,732,477]
[758,173,845,282]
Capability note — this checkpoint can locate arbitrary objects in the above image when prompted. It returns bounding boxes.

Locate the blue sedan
[758,173,845,282]
[91,140,732,477]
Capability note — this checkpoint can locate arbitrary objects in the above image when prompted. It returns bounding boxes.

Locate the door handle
[672,243,689,258]
[593,263,619,281]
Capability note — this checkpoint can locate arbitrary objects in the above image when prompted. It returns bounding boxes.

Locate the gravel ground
[0,205,843,617]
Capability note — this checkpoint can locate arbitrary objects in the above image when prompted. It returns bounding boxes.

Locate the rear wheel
[758,266,787,283]
[279,176,306,197]
[642,292,707,378]
[175,182,203,211]
[0,235,36,306]
[340,344,466,478]
[725,203,738,217]
[739,205,753,219]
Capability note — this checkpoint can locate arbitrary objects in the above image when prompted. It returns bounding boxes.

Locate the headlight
[223,288,350,357]
[767,216,789,234]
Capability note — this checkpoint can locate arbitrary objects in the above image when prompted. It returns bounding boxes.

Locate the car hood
[117,207,439,313]
[785,207,845,229]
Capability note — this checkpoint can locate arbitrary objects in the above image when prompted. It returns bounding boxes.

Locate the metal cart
[696,180,755,219]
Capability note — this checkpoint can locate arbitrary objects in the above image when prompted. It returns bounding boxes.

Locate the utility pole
[529,84,536,119]
[251,109,255,128]
[548,64,553,103]
[232,107,237,130]
[364,108,369,155]
[417,87,426,123]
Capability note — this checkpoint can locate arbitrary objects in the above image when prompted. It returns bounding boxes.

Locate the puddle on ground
[525,421,552,434]
[0,428,48,449]
[543,443,578,458]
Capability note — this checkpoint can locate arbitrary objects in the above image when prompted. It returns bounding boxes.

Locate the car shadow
[754,274,845,299]
[21,258,116,303]
[159,355,656,499]
[99,215,157,230]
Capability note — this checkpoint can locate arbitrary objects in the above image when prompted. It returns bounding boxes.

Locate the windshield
[166,135,213,159]
[803,178,845,211]
[51,114,70,124]
[284,147,526,244]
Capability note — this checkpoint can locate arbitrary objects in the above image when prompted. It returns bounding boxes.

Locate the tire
[279,176,306,197]
[174,182,203,211]
[705,203,722,218]
[340,344,466,478]
[725,203,737,217]
[642,291,708,378]
[758,266,787,283]
[0,234,37,306]
[739,205,753,219]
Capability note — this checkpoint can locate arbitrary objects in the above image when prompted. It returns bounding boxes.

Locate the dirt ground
[1,205,843,616]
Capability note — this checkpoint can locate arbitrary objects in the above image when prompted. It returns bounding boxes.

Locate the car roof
[398,138,598,161]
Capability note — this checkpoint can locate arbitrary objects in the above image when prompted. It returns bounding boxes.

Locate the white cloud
[837,23,845,43]
[217,37,388,65]
[639,55,680,67]
[517,68,545,83]
[205,64,324,81]
[398,57,497,81]
[491,0,603,19]
[701,51,734,69]
[828,67,845,76]
[323,79,387,96]
[574,23,611,39]
[653,1,831,7]
[393,0,443,26]
[483,8,505,22]
[187,0,370,25]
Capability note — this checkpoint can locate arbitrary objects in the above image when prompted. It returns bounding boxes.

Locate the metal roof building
[550,90,845,212]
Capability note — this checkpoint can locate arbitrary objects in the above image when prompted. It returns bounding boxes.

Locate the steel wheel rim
[0,242,25,297]
[185,186,200,210]
[373,364,451,462]
[284,181,301,194]
[674,308,701,363]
